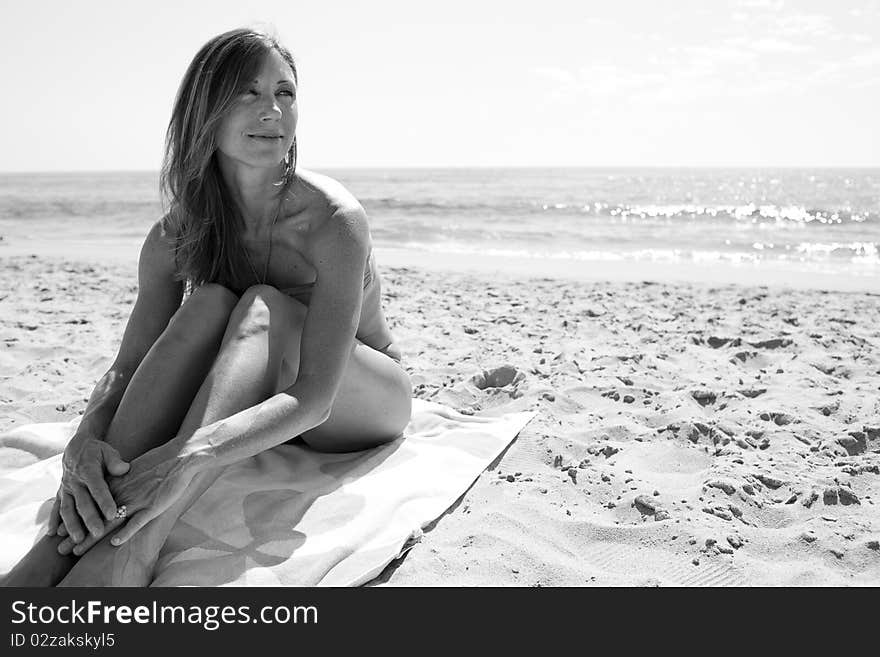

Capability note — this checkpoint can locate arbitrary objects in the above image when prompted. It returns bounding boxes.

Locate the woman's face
[215,49,298,172]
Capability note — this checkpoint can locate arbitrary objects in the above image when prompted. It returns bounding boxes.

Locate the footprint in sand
[748,338,793,349]
[691,390,717,406]
[730,350,760,364]
[811,400,839,416]
[706,336,742,349]
[758,412,795,426]
[706,479,738,495]
[470,365,524,390]
[738,387,767,398]
[632,495,669,520]
[837,433,867,456]
[810,361,853,379]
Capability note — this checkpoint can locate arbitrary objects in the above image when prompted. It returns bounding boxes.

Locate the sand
[1,253,879,586]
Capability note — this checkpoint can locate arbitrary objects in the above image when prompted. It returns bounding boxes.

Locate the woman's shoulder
[293,169,364,217]
[134,215,179,281]
[291,169,369,240]
[157,211,178,240]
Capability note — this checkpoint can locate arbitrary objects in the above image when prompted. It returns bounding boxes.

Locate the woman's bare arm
[74,220,183,441]
[122,205,369,477]
[52,218,183,537]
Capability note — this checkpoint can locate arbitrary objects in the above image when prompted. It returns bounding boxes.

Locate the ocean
[1,168,878,289]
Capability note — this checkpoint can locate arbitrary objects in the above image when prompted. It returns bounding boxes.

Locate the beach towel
[0,400,534,586]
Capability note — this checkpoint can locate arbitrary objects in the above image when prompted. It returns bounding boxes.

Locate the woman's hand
[106,447,195,546]
[56,444,195,556]
[50,433,130,548]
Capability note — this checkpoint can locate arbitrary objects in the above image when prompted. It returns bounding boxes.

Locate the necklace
[243,198,283,285]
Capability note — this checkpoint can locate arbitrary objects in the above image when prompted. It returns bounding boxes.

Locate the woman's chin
[220,154,287,173]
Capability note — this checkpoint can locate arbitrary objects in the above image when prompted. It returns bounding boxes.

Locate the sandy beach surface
[1,253,879,586]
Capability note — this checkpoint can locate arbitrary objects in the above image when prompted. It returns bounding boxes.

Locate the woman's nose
[258,97,282,121]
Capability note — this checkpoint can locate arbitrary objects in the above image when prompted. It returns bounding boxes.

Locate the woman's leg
[59,285,304,586]
[61,284,412,586]
[298,345,413,453]
[1,284,238,587]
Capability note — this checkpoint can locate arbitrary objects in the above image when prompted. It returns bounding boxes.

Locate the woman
[3,28,412,586]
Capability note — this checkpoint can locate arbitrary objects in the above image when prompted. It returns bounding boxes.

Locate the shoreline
[375,247,880,294]
[1,238,877,294]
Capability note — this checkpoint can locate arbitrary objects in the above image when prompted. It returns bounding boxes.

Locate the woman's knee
[162,284,238,345]
[227,285,305,340]
[301,359,413,452]
[178,284,237,319]
[372,395,412,444]
[236,284,286,310]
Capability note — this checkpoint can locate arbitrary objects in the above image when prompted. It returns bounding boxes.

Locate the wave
[363,197,877,226]
[380,240,880,268]
[0,198,160,221]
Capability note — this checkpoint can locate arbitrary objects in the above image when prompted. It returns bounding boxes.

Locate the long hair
[160,28,298,293]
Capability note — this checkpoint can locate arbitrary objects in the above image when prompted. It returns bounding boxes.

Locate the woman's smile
[247,134,283,142]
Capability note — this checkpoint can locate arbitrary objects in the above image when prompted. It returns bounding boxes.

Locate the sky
[1,0,879,171]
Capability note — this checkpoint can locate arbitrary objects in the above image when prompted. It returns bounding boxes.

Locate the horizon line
[2,164,880,175]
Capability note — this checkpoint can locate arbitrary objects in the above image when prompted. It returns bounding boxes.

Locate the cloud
[736,0,785,11]
[850,47,880,67]
[579,64,668,96]
[807,47,880,84]
[527,6,877,110]
[811,61,843,82]
[529,62,669,104]
[632,69,804,105]
[745,37,812,53]
[853,76,880,88]
[775,13,832,37]
[723,9,840,49]
[528,66,577,87]
[528,66,580,103]
[527,53,799,110]
[681,43,759,63]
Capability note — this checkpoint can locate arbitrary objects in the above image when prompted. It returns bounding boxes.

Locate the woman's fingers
[69,537,97,556]
[71,485,104,540]
[99,442,130,477]
[57,536,76,555]
[58,492,85,546]
[71,518,124,556]
[58,517,125,556]
[111,508,155,546]
[82,471,122,523]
